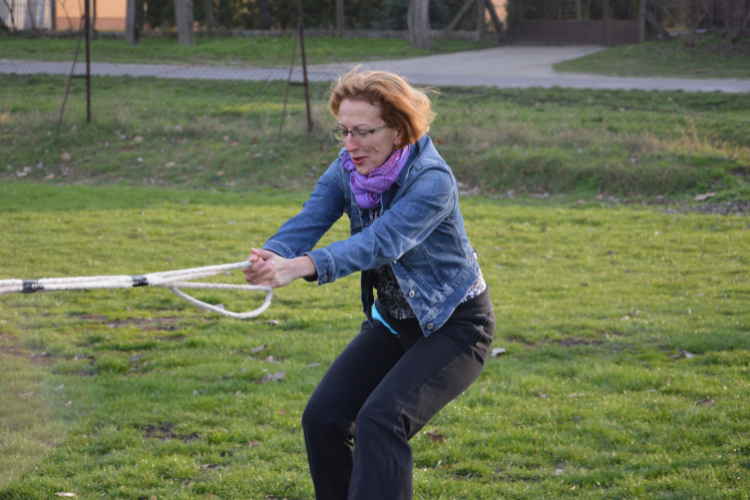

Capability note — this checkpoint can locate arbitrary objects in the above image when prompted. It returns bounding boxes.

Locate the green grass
[2,74,749,201]
[554,33,750,79]
[1,182,749,499]
[0,34,491,66]
[2,69,750,499]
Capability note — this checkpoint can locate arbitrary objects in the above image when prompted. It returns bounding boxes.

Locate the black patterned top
[362,209,487,320]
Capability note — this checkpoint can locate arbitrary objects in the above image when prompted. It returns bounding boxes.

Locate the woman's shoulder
[411,135,450,172]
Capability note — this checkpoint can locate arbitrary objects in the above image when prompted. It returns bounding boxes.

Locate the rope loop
[0,261,273,320]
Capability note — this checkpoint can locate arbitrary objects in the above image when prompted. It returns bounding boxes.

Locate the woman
[243,68,494,500]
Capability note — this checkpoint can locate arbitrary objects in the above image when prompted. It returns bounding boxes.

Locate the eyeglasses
[331,125,389,142]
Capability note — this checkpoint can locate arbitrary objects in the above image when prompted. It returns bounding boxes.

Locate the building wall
[56,0,125,31]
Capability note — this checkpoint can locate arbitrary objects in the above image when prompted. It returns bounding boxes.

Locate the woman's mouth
[352,156,366,165]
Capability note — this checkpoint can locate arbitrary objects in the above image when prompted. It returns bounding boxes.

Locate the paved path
[3,46,750,92]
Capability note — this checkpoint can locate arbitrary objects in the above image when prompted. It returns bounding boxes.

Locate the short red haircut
[329,67,435,149]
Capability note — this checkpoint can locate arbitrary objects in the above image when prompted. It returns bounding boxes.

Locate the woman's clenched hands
[243,248,317,289]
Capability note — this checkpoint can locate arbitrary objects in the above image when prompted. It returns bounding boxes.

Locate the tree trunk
[174,0,195,45]
[258,0,272,29]
[125,0,142,44]
[335,0,344,36]
[205,0,214,33]
[476,0,486,40]
[408,0,433,49]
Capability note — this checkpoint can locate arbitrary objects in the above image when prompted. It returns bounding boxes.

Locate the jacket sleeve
[306,164,455,285]
[262,161,347,259]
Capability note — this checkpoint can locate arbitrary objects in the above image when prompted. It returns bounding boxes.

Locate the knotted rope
[0,261,273,320]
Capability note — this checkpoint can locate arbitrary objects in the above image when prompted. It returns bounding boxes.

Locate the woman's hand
[243,248,317,289]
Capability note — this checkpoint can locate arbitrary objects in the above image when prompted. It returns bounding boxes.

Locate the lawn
[1,183,749,500]
[554,33,750,80]
[2,75,749,202]
[1,73,750,499]
[0,35,491,67]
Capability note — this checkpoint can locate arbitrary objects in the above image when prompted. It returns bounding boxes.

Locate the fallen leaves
[55,493,76,498]
[696,398,715,406]
[424,430,445,443]
[671,348,696,360]
[694,192,716,202]
[258,372,285,384]
[61,152,71,162]
[250,344,266,354]
[490,347,506,357]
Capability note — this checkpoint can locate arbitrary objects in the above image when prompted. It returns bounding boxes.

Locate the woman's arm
[262,160,347,259]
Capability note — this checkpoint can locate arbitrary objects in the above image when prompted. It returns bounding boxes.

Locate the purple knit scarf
[341,145,410,210]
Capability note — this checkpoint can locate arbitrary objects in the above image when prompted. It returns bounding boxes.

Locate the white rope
[0,261,273,319]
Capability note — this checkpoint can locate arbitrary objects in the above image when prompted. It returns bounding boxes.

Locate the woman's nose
[345,133,358,151]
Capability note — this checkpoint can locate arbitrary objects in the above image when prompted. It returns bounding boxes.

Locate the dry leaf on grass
[259,372,285,384]
[424,430,445,443]
[55,493,76,498]
[61,152,71,162]
[491,347,506,357]
[250,344,266,354]
[696,398,715,406]
[694,192,716,202]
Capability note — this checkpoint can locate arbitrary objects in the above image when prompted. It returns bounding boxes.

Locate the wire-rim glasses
[331,125,389,142]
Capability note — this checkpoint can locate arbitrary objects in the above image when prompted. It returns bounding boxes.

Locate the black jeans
[301,289,495,500]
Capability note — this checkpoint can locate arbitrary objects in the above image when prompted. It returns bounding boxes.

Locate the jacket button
[408,291,415,298]
[427,323,434,330]
[392,260,397,265]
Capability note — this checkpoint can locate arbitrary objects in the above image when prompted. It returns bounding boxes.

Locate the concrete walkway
[3,46,750,92]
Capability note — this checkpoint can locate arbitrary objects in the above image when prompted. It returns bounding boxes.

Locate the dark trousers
[301,289,494,500]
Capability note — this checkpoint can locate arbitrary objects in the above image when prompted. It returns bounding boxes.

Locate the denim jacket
[263,135,480,336]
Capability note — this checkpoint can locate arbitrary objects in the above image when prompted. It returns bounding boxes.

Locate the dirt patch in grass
[142,422,201,442]
[76,315,183,331]
[549,337,604,347]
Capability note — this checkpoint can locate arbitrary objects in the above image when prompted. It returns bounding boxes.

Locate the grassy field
[1,182,749,500]
[1,73,750,499]
[554,33,750,79]
[0,35,491,66]
[2,75,749,202]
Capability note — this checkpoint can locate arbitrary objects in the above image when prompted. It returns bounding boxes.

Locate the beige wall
[489,0,508,25]
[56,0,125,31]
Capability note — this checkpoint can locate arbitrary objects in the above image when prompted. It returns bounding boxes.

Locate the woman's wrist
[292,256,317,280]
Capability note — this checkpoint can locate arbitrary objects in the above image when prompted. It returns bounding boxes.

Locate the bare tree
[258,0,272,29]
[718,0,750,44]
[1,0,17,31]
[408,0,433,49]
[174,0,195,45]
[336,0,344,36]
[125,0,143,44]
[205,0,214,33]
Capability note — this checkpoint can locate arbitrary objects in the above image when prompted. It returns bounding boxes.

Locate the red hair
[329,67,435,149]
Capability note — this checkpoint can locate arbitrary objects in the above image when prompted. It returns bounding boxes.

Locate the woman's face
[338,98,401,176]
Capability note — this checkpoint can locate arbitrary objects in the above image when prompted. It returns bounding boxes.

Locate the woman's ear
[393,128,402,148]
